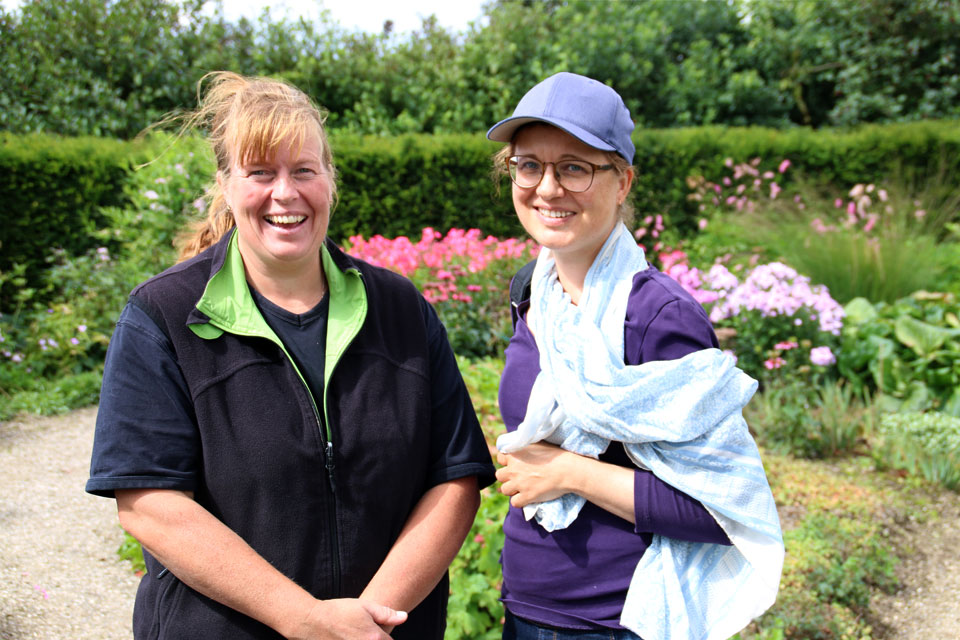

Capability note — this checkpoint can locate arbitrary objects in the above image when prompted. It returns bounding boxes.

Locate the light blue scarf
[497,223,784,640]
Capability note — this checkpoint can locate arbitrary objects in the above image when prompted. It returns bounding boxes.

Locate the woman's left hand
[496,442,580,508]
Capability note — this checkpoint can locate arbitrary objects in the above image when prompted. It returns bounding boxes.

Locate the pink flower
[764,357,786,370]
[809,346,836,366]
[778,159,791,173]
[774,341,798,350]
[698,218,708,230]
[769,182,781,199]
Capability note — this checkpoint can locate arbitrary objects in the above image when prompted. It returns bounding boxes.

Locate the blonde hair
[491,126,636,229]
[171,72,337,261]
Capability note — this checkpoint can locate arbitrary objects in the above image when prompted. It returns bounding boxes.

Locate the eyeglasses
[507,155,614,193]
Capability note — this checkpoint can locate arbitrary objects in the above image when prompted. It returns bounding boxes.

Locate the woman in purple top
[487,73,733,639]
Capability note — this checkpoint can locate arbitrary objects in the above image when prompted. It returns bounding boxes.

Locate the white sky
[1,0,489,35]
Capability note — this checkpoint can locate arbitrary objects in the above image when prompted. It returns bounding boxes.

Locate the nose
[272,173,298,201]
[536,164,565,199]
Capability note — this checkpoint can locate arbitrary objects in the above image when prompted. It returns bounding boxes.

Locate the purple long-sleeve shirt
[498,266,731,631]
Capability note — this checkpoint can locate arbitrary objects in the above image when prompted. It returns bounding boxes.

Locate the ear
[216,171,231,210]
[617,167,635,204]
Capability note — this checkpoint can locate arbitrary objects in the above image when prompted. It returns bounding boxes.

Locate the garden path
[0,407,137,640]
[0,407,957,639]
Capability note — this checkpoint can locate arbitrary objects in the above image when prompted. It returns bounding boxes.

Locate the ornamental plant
[344,228,539,358]
[871,411,960,491]
[660,251,844,386]
[838,293,960,416]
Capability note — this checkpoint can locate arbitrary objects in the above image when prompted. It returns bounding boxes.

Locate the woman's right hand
[289,598,407,639]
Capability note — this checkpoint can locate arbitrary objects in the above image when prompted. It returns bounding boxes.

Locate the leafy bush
[871,412,960,491]
[837,293,960,416]
[0,369,102,421]
[745,380,872,459]
[0,133,139,312]
[0,135,206,407]
[659,251,844,388]
[744,511,897,639]
[446,487,508,640]
[4,0,958,136]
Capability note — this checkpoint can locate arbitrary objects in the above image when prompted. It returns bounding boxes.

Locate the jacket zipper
[305,381,341,596]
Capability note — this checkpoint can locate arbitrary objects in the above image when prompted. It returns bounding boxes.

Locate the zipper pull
[325,441,336,493]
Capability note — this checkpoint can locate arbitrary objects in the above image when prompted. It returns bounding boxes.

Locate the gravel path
[1,407,958,639]
[0,407,138,640]
[870,493,960,639]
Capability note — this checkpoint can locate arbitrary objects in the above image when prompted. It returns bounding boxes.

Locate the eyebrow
[514,153,594,162]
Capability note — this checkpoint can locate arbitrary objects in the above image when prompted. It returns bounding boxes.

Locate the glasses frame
[506,155,615,193]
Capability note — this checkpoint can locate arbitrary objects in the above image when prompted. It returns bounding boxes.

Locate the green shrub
[0,133,142,312]
[446,488,508,640]
[0,134,207,400]
[634,120,960,236]
[0,369,102,421]
[837,293,960,416]
[118,530,146,576]
[739,509,896,640]
[746,381,871,459]
[871,412,960,491]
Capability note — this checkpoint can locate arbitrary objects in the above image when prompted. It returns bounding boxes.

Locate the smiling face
[219,134,333,279]
[511,124,633,271]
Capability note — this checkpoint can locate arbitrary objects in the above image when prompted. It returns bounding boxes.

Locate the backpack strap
[509,259,537,329]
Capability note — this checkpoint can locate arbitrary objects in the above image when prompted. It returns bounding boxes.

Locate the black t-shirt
[250,287,329,413]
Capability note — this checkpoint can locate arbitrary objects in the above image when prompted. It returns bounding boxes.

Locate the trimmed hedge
[3,120,958,310]
[630,119,960,235]
[329,133,521,241]
[0,133,146,310]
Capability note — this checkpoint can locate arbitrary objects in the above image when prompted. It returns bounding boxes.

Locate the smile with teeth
[265,214,306,225]
[536,207,575,219]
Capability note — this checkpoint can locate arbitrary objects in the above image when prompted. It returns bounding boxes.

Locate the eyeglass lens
[509,157,596,193]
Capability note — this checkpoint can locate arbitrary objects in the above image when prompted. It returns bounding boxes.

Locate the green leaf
[894,315,960,357]
[842,297,877,326]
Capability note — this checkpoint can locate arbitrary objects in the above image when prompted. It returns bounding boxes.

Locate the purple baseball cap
[486,72,636,165]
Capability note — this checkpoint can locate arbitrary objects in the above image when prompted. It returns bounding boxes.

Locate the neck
[244,255,327,314]
[554,258,589,306]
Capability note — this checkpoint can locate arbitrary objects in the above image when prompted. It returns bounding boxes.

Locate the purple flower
[143,190,160,200]
[810,346,836,366]
[71,338,80,345]
[77,325,87,333]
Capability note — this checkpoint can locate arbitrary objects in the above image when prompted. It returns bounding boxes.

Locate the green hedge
[630,119,960,235]
[3,120,958,310]
[0,133,144,310]
[329,134,521,241]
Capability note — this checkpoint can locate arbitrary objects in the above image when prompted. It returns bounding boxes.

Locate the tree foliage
[0,0,957,138]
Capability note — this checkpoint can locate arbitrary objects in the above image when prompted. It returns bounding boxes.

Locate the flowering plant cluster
[345,228,539,358]
[687,156,797,224]
[659,250,843,383]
